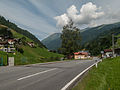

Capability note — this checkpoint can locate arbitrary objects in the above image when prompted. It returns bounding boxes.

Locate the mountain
[0,16,63,65]
[42,22,120,50]
[84,27,120,55]
[81,22,120,44]
[0,16,45,48]
[42,33,61,50]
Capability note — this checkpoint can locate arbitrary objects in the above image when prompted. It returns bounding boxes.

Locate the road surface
[0,59,98,90]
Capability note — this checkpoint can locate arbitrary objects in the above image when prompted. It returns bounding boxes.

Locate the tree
[59,21,81,55]
[21,37,27,45]
[16,47,24,54]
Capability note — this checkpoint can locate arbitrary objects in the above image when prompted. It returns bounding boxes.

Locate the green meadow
[73,57,120,90]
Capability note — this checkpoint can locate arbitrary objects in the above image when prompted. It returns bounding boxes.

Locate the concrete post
[8,57,14,66]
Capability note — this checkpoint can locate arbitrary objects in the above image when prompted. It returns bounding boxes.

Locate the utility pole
[112,34,115,57]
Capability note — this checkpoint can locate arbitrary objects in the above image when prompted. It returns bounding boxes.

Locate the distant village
[74,48,120,60]
[0,35,35,53]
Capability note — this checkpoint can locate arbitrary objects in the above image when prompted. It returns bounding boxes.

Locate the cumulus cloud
[54,13,70,27]
[54,2,105,27]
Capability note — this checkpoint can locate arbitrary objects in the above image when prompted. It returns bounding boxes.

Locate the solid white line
[61,60,100,90]
[17,68,57,81]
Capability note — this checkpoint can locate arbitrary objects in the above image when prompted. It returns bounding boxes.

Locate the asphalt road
[0,59,98,90]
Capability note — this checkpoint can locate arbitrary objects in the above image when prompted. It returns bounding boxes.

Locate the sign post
[8,57,14,66]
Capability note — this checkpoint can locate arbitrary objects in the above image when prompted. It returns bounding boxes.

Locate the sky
[0,0,120,40]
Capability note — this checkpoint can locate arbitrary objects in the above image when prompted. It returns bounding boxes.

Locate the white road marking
[17,68,57,81]
[61,60,101,90]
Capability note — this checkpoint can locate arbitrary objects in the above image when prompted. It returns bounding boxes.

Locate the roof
[104,49,112,52]
[8,39,14,42]
[0,41,8,44]
[74,52,88,55]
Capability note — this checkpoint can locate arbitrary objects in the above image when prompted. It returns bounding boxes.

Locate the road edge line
[61,60,101,90]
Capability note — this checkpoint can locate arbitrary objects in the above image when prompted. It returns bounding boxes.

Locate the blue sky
[0,0,120,40]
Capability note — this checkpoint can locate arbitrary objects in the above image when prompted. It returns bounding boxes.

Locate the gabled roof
[74,52,88,55]
[104,49,112,52]
[0,41,8,44]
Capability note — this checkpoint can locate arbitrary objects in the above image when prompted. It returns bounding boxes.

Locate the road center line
[17,68,57,81]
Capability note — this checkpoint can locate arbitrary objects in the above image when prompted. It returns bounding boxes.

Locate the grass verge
[0,46,64,66]
[73,57,120,90]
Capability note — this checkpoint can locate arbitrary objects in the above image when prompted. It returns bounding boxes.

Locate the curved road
[0,59,97,90]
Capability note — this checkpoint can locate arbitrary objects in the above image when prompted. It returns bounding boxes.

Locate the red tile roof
[74,52,88,55]
[104,49,112,52]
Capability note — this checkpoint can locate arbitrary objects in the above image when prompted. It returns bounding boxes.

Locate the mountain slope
[0,16,45,48]
[0,21,63,66]
[81,22,120,44]
[42,33,61,50]
[42,22,120,50]
[84,27,120,55]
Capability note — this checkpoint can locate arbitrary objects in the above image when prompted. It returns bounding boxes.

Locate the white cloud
[54,13,70,27]
[54,2,105,27]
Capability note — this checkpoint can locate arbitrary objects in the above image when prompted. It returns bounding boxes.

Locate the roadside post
[95,63,98,68]
[8,57,14,66]
[95,59,98,68]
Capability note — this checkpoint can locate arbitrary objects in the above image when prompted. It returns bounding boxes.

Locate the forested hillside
[81,22,120,44]
[83,27,120,55]
[0,17,63,65]
[0,16,45,48]
[42,22,120,50]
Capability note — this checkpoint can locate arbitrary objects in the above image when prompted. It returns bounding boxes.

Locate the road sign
[8,57,14,66]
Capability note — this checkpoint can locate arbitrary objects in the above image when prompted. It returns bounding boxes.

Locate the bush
[55,57,60,60]
[17,48,24,54]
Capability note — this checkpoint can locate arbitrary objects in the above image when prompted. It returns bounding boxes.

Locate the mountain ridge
[0,16,46,48]
[42,22,120,50]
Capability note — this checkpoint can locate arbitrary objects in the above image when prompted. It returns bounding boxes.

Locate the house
[8,39,15,45]
[0,36,4,41]
[74,51,90,59]
[0,41,15,53]
[103,49,113,58]
[115,48,120,56]
[27,42,35,47]
[0,41,8,49]
[2,48,15,53]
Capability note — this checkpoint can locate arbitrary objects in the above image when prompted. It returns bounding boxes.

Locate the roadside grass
[0,25,64,66]
[14,46,64,65]
[0,51,7,65]
[73,57,120,90]
[0,46,64,66]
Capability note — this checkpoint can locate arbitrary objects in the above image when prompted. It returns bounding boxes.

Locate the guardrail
[61,59,102,90]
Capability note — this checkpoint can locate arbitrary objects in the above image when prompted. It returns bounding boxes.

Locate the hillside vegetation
[0,16,45,48]
[0,21,63,66]
[83,27,120,55]
[42,22,120,50]
[73,57,120,90]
